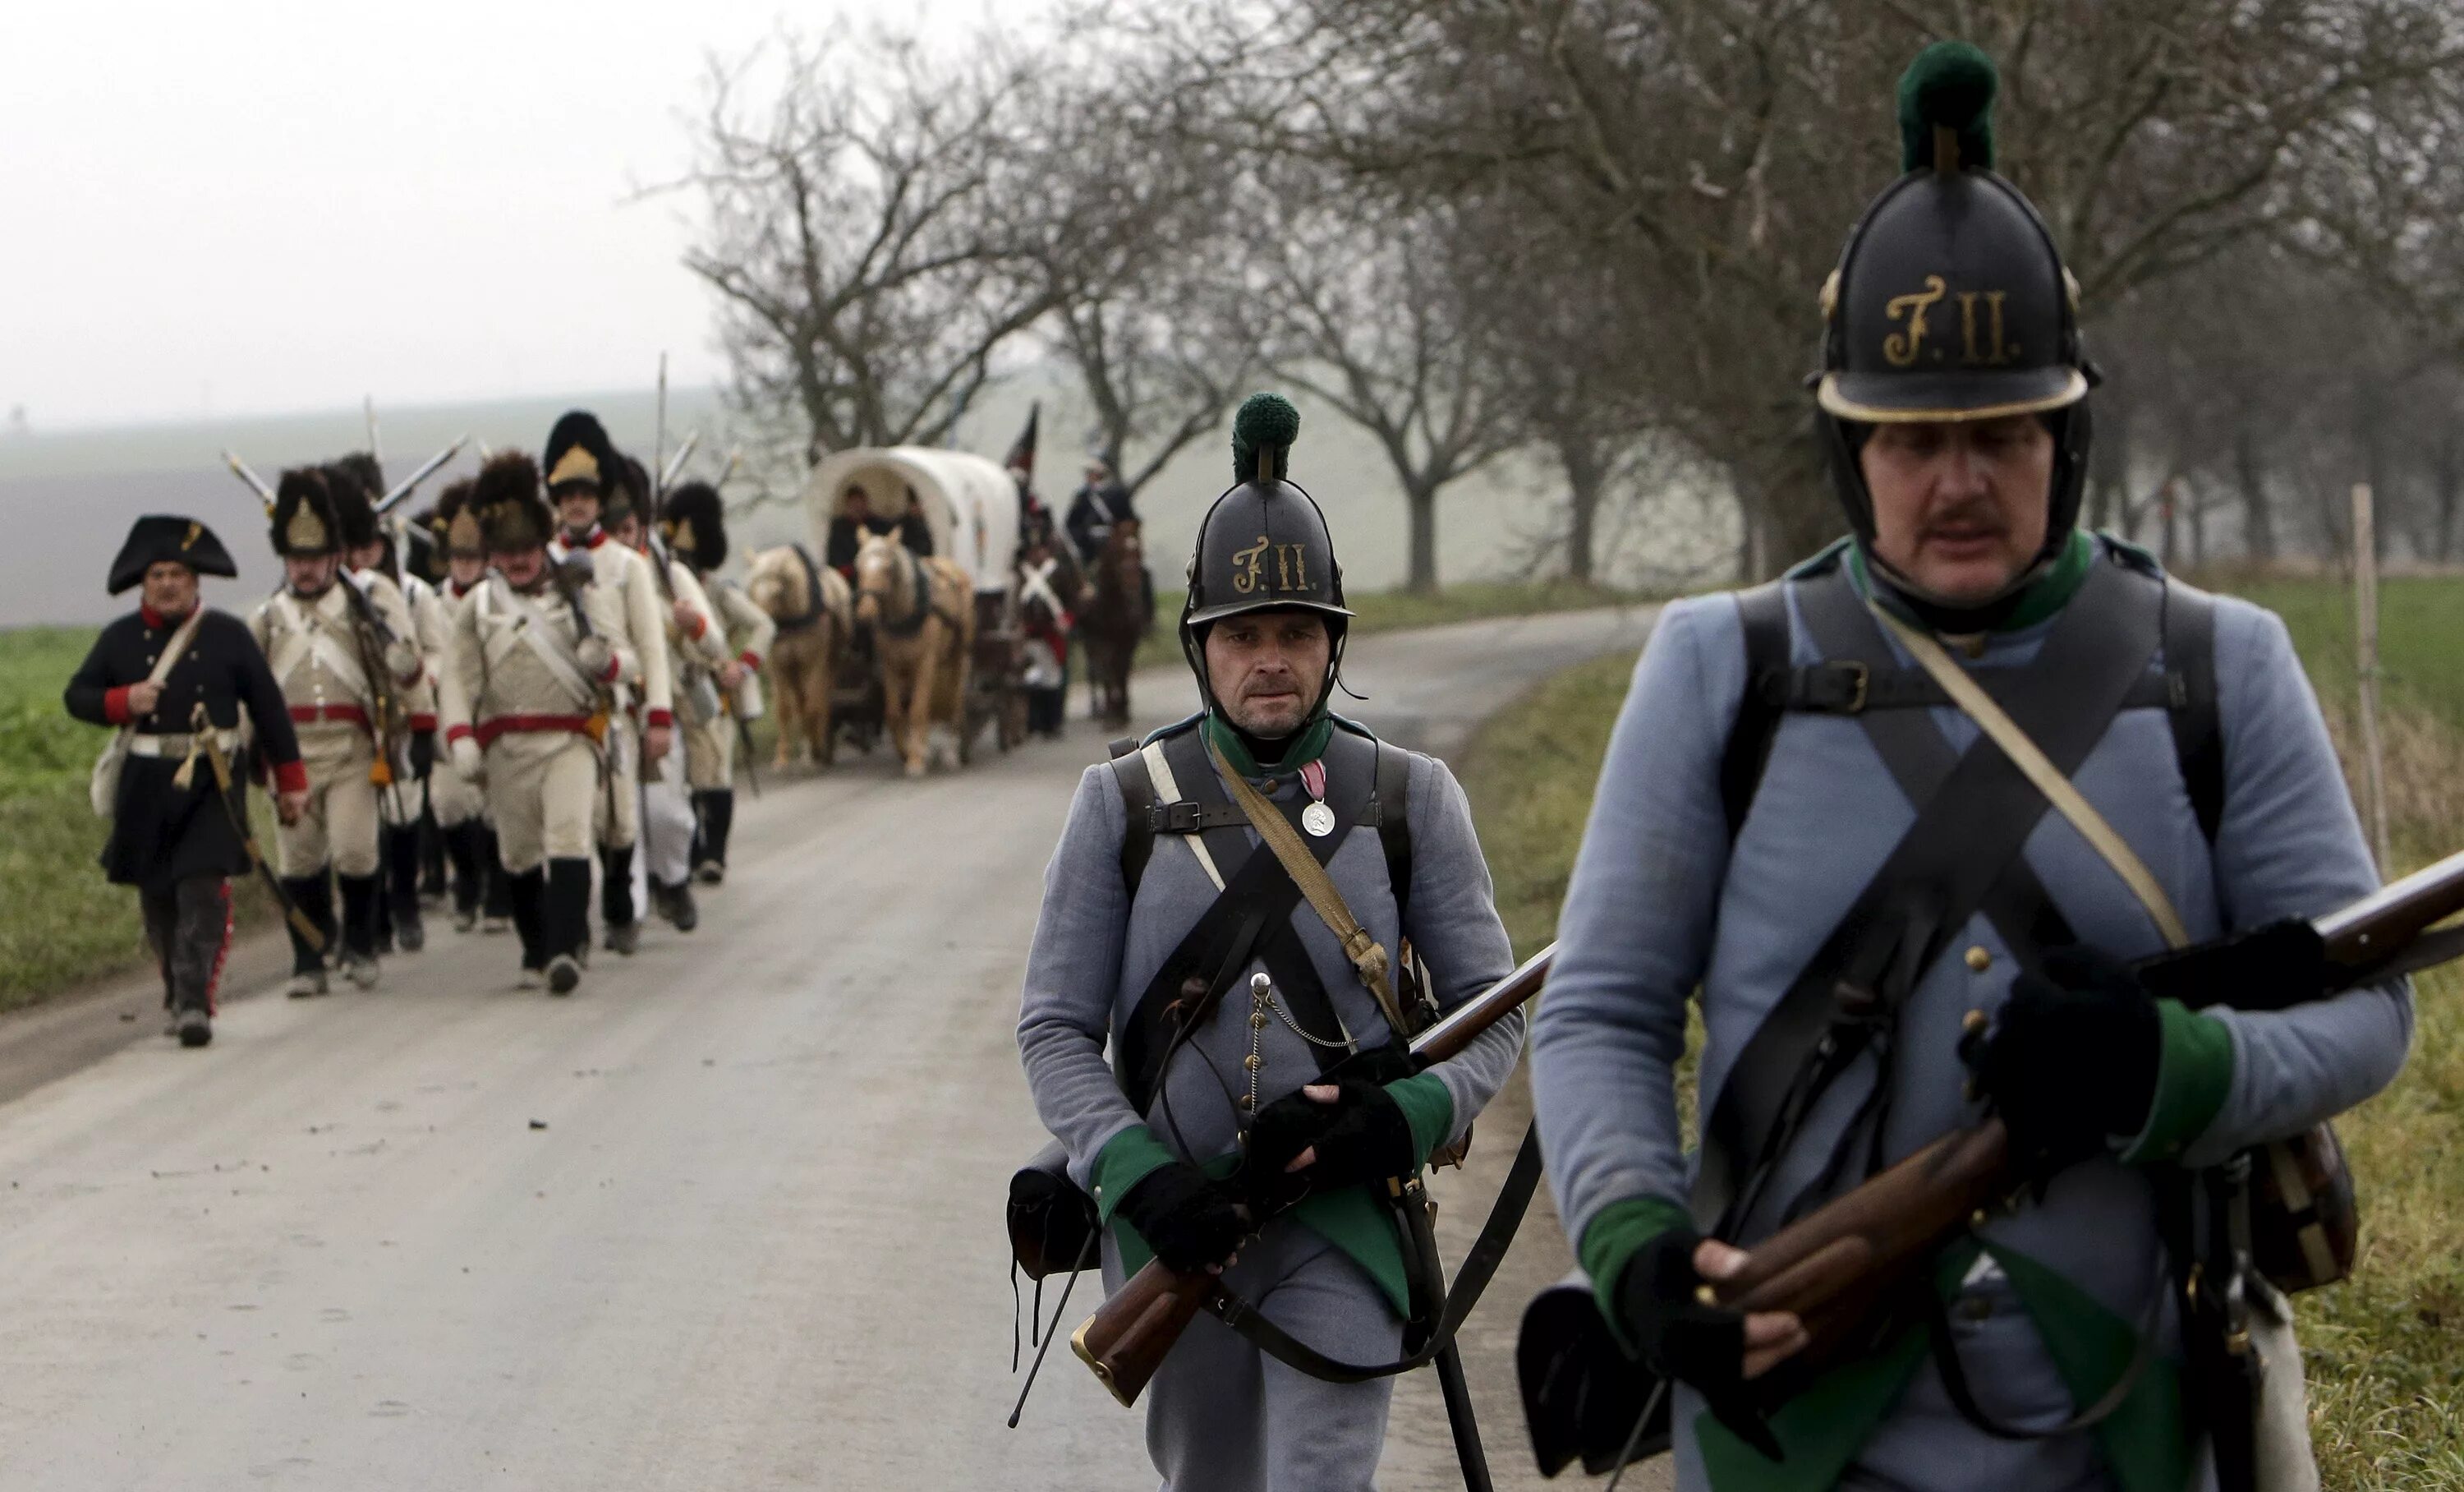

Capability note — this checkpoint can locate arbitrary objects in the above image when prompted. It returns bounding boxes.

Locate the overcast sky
[0,0,987,431]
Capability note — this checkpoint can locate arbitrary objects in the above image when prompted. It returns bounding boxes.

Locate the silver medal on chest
[1301,800,1336,837]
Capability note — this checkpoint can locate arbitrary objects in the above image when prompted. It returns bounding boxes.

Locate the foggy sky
[0,0,983,431]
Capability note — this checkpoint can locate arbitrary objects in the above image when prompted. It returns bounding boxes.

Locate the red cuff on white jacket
[646,709,673,728]
[445,723,475,746]
[686,613,709,640]
[103,686,135,725]
[274,759,310,794]
[737,650,761,670]
[599,656,621,684]
[410,712,438,733]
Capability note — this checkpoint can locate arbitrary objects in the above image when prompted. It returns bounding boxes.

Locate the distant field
[1456,569,2464,1490]
[1131,578,1649,670]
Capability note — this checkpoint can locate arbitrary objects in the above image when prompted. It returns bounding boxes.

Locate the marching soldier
[439,451,637,995]
[540,412,673,957]
[250,468,421,995]
[1017,394,1527,1490]
[329,455,434,956]
[1524,45,2411,1490]
[419,479,506,933]
[65,516,308,1047]
[608,458,728,929]
[659,479,775,886]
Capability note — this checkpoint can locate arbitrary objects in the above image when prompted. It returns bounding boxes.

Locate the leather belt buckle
[1148,800,1203,834]
[1841,661,1869,713]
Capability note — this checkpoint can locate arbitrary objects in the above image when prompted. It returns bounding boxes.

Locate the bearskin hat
[472,450,553,554]
[269,467,342,559]
[542,410,618,495]
[320,459,382,552]
[660,480,728,570]
[605,453,650,528]
[333,451,387,507]
[430,476,485,559]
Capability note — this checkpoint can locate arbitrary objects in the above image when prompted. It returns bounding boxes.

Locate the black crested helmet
[1815,42,2095,596]
[1180,392,1353,718]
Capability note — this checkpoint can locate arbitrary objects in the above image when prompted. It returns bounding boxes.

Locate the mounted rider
[1017,394,1526,1490]
[1522,44,2411,1491]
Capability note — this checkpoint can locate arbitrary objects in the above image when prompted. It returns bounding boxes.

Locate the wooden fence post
[2351,483,2393,873]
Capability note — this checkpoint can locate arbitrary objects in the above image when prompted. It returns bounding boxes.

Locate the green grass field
[1132,578,1645,670]
[1455,573,2464,1488]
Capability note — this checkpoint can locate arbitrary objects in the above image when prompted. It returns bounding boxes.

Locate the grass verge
[1453,577,2464,1490]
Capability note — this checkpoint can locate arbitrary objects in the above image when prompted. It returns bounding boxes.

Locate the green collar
[1849,527,2094,634]
[1202,711,1333,780]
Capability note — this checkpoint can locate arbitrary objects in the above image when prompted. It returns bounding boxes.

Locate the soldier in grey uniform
[1018,394,1526,1492]
[1524,44,2411,1492]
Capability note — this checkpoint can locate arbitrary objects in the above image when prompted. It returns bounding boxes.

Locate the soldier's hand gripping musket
[1519,44,2413,1492]
[1014,394,1533,1492]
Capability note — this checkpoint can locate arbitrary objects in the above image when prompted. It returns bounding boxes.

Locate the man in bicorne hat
[540,411,673,957]
[251,469,422,997]
[439,450,638,995]
[660,479,775,886]
[66,516,308,1047]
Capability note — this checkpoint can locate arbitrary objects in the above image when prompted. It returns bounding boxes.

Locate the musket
[191,702,326,954]
[655,353,669,508]
[1071,942,1556,1407]
[658,431,701,497]
[223,450,277,513]
[376,437,468,515]
[1706,847,2464,1375]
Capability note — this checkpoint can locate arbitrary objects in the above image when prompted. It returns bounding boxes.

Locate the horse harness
[770,544,829,636]
[864,543,963,641]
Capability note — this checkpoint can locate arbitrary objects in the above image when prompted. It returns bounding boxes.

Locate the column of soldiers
[71,408,771,1038]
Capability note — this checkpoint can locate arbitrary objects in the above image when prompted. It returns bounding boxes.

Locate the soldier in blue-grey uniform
[1017,394,1526,1491]
[1522,43,2411,1492]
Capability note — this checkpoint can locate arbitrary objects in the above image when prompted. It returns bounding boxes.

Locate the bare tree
[1129,0,2464,573]
[1253,191,1520,592]
[670,29,1063,465]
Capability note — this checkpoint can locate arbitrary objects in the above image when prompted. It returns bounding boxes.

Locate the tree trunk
[2232,425,2276,562]
[1558,434,1607,584]
[1405,481,1440,593]
[2436,437,2462,562]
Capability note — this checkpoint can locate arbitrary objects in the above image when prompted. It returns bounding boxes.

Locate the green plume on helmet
[1897,40,1997,173]
[1230,392,1301,485]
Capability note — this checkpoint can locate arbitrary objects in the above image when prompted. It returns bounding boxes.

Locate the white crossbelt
[478,577,601,711]
[268,591,373,702]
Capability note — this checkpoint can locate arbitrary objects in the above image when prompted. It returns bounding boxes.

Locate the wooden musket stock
[1072,943,1556,1407]
[1709,846,2464,1374]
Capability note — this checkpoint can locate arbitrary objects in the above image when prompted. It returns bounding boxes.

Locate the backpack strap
[1721,581,1793,841]
[2163,578,2225,843]
[1109,733,1158,897]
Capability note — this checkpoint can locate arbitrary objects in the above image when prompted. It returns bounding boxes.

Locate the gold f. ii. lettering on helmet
[1883,274,1948,366]
[1233,534,1271,594]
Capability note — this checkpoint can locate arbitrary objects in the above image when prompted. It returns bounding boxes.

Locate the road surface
[0,606,1665,1491]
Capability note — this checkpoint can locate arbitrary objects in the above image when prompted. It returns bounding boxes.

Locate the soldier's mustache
[1919,504,2007,538]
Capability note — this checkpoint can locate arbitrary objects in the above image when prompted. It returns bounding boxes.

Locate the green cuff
[1092,1124,1178,1227]
[1386,1072,1456,1167]
[2120,999,2236,1164]
[1579,1194,1697,1345]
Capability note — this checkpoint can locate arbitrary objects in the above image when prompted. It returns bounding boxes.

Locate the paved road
[0,606,1662,1492]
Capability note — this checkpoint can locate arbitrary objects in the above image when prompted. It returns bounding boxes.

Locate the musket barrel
[2315,846,2464,965]
[1410,942,1552,1066]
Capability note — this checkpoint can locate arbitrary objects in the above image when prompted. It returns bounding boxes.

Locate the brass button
[1956,1293,1993,1323]
[1251,1012,1269,1029]
[1965,946,1993,972]
[1243,1053,1262,1071]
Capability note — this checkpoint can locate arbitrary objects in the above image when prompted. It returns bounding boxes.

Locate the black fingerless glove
[1115,1161,1245,1273]
[1615,1228,1747,1399]
[1244,1076,1414,1193]
[1974,945,2160,1170]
